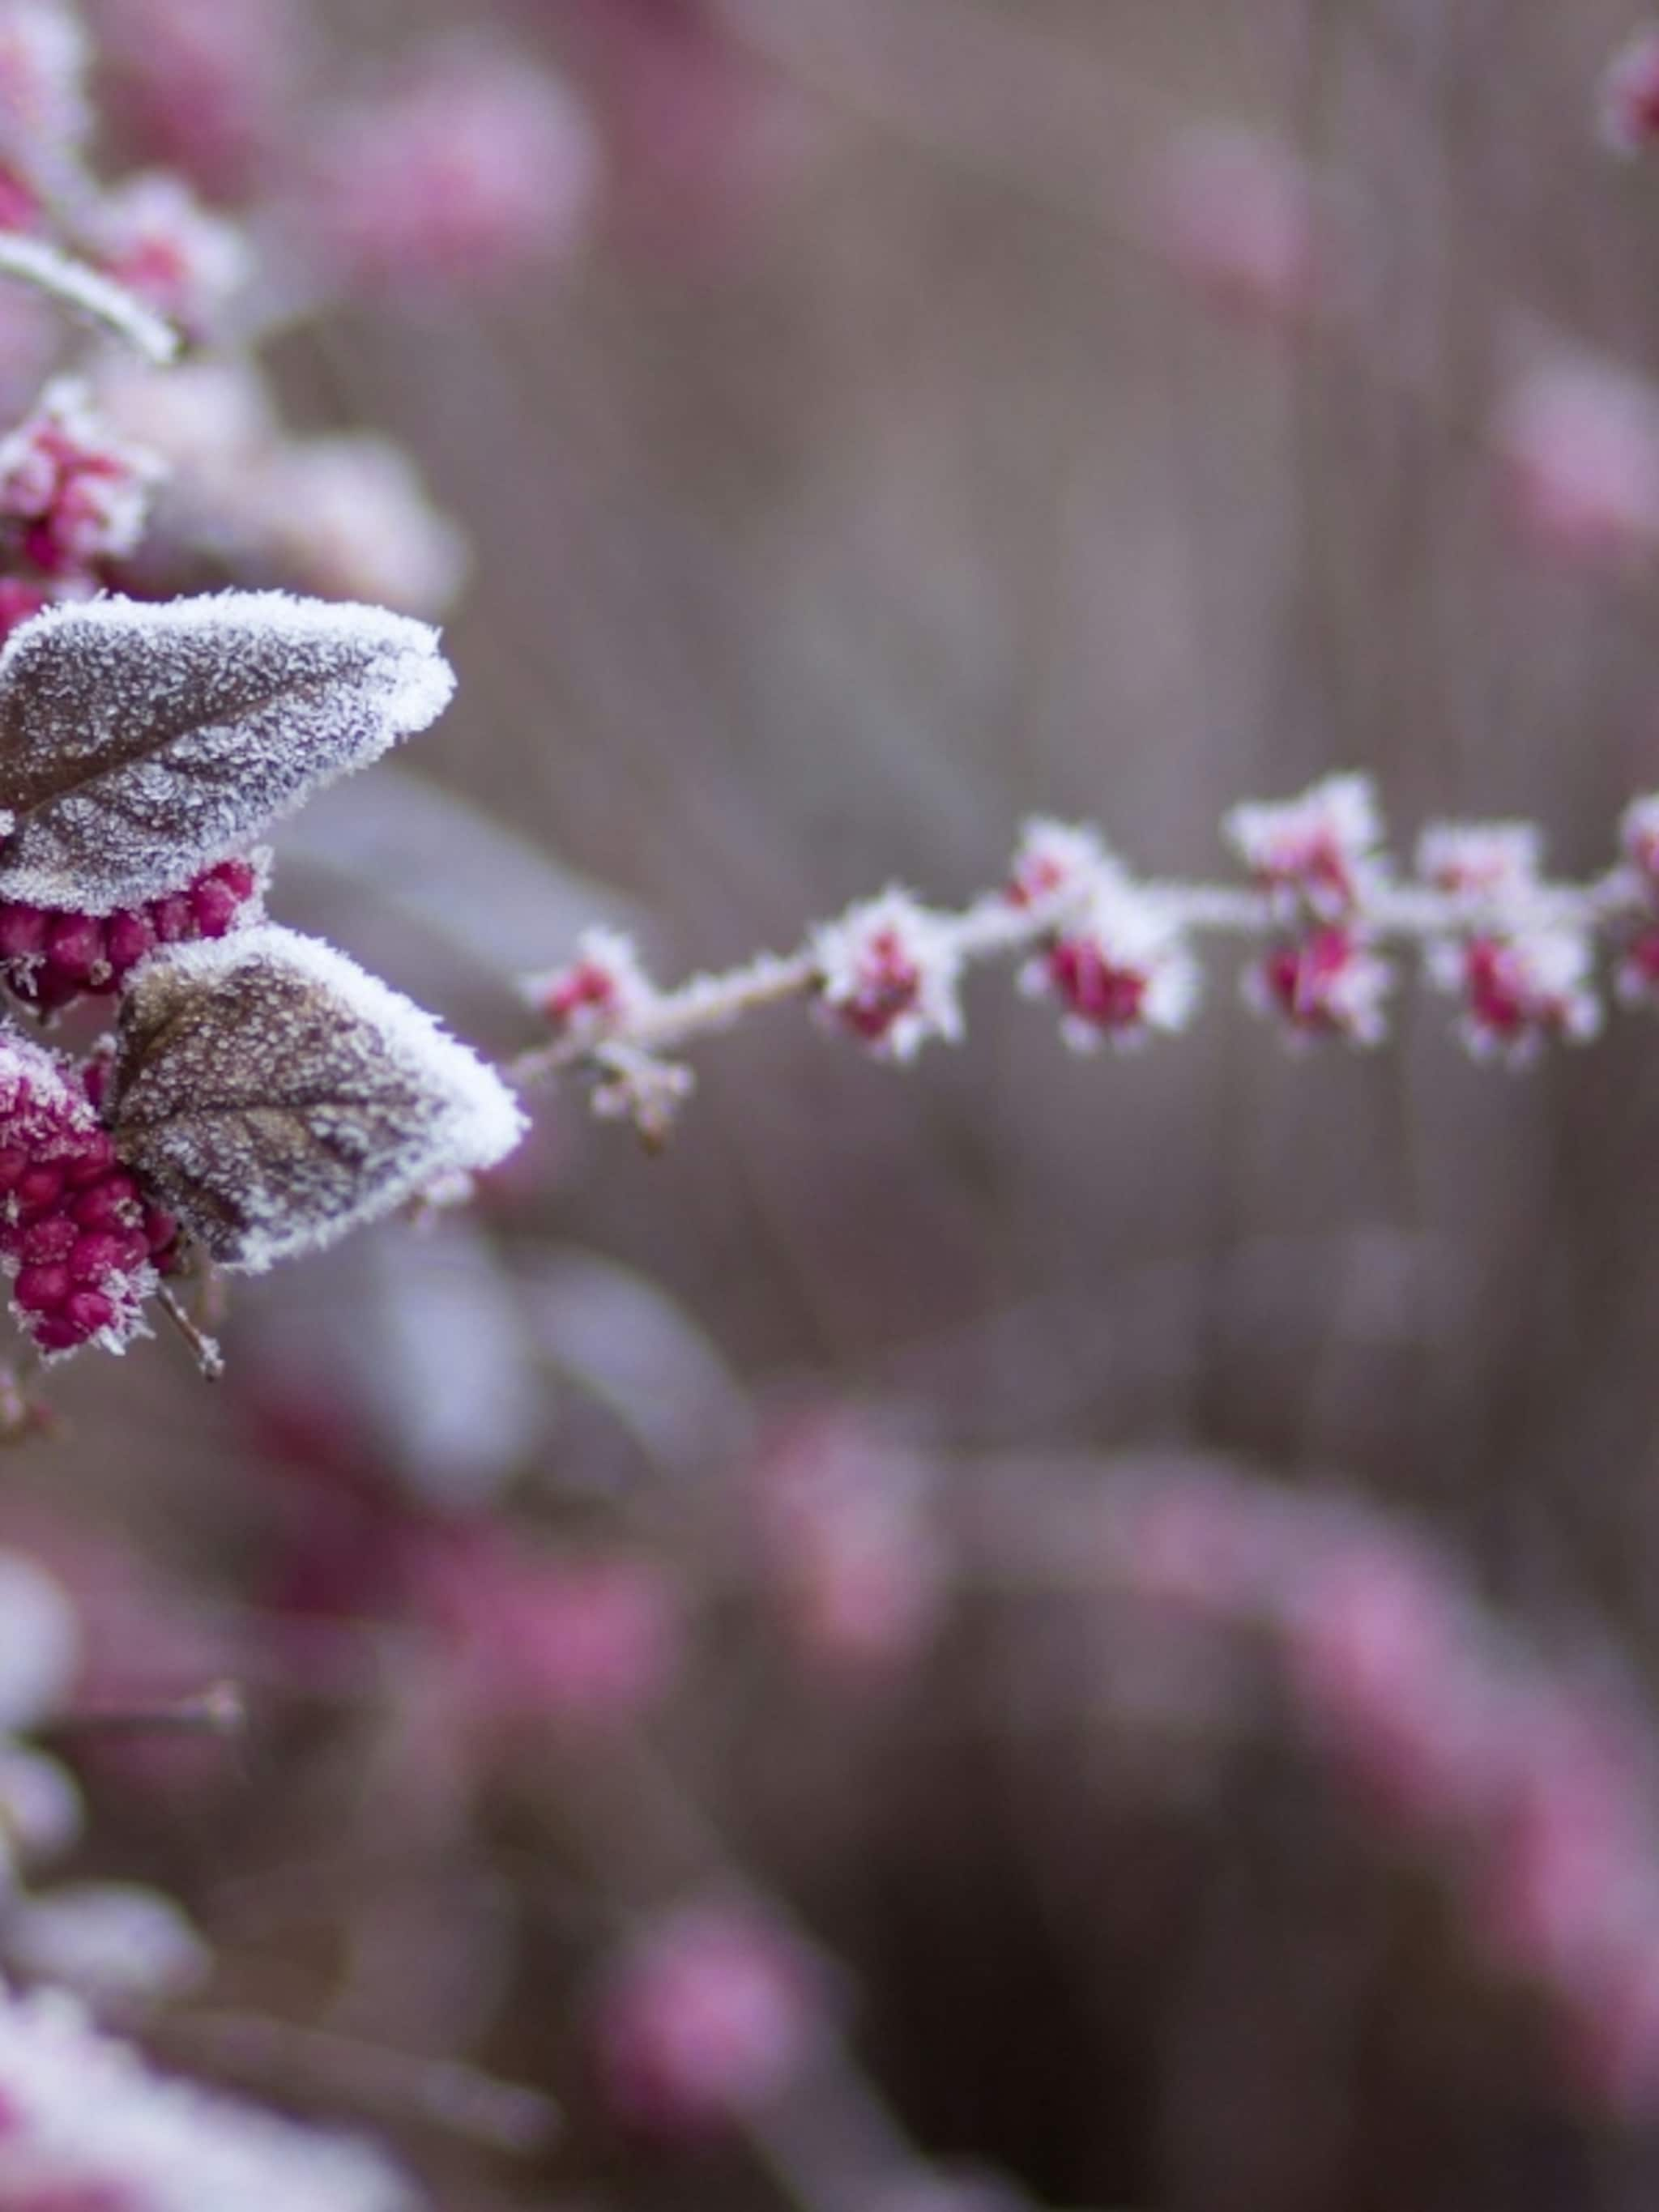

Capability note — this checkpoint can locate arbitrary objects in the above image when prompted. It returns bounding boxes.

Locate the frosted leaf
[108,924,527,1272]
[0,590,455,912]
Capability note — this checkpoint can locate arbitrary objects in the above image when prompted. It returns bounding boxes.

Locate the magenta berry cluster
[0,1038,176,1357]
[0,855,259,1015]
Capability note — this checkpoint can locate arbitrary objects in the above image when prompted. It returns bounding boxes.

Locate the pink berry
[0,904,45,960]
[105,910,156,972]
[19,1216,76,1266]
[62,1289,116,1337]
[15,1264,68,1315]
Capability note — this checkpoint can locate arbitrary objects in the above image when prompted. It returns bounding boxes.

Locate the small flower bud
[1022,875,1199,1051]
[526,925,655,1042]
[1428,927,1602,1064]
[809,889,964,1063]
[88,171,249,341]
[1243,925,1392,1046]
[1004,817,1112,910]
[1417,820,1544,900]
[0,376,163,575]
[1223,772,1384,921]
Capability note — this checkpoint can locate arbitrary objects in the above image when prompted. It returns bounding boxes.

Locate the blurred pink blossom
[592,1899,828,2137]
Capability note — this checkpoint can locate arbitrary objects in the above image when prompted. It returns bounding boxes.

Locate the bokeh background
[20,1,1659,2206]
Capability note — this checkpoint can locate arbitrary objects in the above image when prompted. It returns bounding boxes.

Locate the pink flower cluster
[1009,820,1200,1051]
[1226,774,1393,1044]
[0,376,160,578]
[0,853,260,1014]
[1107,1468,1659,2113]
[591,1899,828,2138]
[0,1031,175,1357]
[1417,821,1601,1063]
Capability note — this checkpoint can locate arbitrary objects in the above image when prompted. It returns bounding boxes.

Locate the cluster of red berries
[0,1045,177,1356]
[0,855,259,1015]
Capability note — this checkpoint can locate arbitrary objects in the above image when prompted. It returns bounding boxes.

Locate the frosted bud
[1243,925,1393,1046]
[1223,773,1384,921]
[809,889,964,1062]
[526,925,656,1042]
[108,924,527,1272]
[88,170,250,340]
[1416,820,1544,900]
[1601,27,1659,156]
[1428,927,1602,1064]
[1023,873,1199,1051]
[1004,817,1114,910]
[5,1880,209,2001]
[0,374,164,573]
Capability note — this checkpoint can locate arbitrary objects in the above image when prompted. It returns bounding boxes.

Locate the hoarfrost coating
[0,590,455,911]
[109,925,527,1272]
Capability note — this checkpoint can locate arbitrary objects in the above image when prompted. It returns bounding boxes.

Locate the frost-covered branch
[512,776,1659,1140]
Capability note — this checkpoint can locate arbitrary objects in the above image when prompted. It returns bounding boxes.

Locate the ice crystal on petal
[1025,874,1200,1051]
[1416,820,1544,900]
[0,1982,417,2209]
[1223,773,1384,920]
[809,889,964,1062]
[0,373,164,573]
[0,589,454,911]
[108,924,527,1272]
